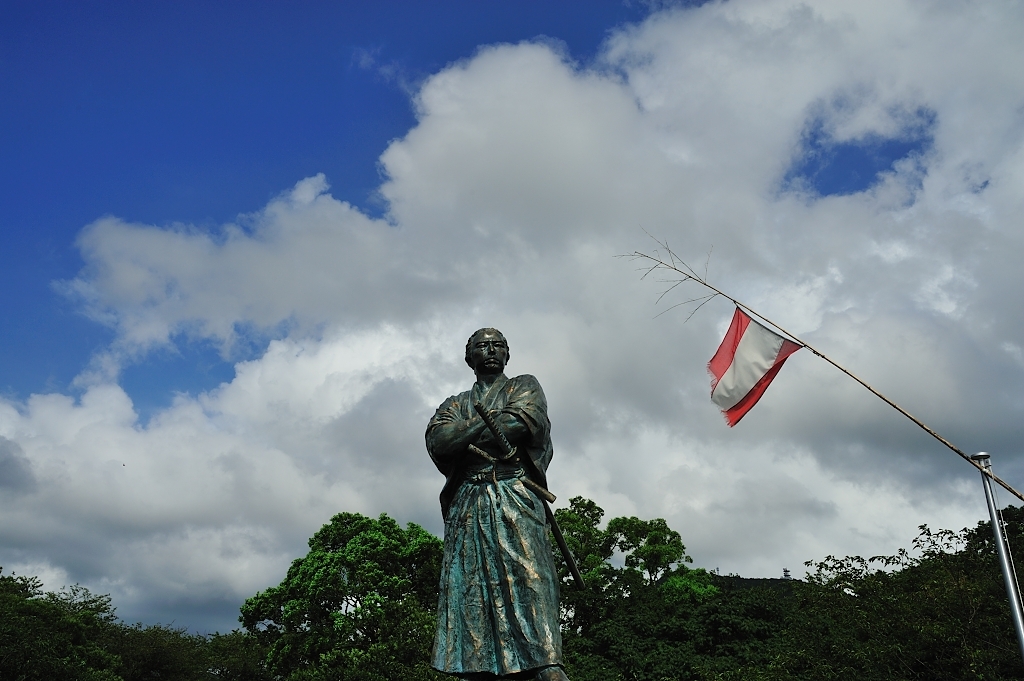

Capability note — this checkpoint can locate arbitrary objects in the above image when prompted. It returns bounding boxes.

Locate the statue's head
[465,328,510,375]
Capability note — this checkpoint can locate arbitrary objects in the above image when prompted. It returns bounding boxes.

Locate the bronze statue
[426,328,569,680]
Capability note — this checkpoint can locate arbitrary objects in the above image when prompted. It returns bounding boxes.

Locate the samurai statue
[426,328,569,681]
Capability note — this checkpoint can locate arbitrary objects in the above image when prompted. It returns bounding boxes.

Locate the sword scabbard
[472,401,585,589]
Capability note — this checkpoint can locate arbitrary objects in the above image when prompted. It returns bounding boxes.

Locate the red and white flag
[708,307,801,426]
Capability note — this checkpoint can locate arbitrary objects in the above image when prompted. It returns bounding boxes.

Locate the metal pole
[972,452,1024,664]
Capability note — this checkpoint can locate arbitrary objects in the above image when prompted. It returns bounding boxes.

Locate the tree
[12,496,1018,680]
[0,570,271,681]
[240,511,446,681]
[772,510,1024,681]
[0,571,121,681]
[552,499,1024,681]
[101,622,215,681]
[204,630,274,681]
[553,497,782,681]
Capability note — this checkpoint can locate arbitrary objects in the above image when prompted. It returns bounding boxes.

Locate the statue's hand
[493,411,529,446]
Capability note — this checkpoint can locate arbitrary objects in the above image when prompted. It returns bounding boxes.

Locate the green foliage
[101,622,214,681]
[552,498,1024,681]
[6,500,1024,681]
[204,630,274,681]
[0,568,270,681]
[555,497,786,681]
[0,570,121,681]
[555,497,705,633]
[770,511,1024,681]
[240,511,446,681]
[606,515,688,584]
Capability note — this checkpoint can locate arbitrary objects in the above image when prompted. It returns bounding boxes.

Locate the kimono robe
[426,373,562,677]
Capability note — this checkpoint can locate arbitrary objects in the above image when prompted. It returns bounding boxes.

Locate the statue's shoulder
[508,374,545,395]
[437,389,471,408]
[429,390,470,428]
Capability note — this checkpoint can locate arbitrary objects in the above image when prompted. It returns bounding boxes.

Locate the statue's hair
[465,328,509,368]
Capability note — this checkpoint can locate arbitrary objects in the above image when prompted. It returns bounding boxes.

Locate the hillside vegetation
[3,499,1023,680]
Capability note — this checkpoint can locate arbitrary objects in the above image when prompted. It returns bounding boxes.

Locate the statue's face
[468,330,508,376]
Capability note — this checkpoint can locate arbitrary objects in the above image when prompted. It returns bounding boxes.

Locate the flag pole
[629,247,1024,505]
[971,452,1024,663]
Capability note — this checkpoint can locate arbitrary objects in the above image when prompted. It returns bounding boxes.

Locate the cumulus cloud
[0,437,35,493]
[3,0,1024,631]
[61,176,421,353]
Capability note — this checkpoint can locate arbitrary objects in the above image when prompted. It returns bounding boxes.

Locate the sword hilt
[473,402,518,460]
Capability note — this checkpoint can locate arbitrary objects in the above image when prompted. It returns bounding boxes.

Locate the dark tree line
[551,499,1024,680]
[0,572,268,680]
[4,500,1024,680]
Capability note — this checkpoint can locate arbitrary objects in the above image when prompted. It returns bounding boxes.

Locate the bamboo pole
[628,246,1024,505]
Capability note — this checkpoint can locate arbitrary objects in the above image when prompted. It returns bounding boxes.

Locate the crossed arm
[426,403,530,471]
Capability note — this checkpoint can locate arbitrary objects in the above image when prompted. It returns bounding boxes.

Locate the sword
[473,402,585,589]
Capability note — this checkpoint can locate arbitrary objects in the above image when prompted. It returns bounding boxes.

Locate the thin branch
[653,293,716,319]
[683,293,719,324]
[635,261,664,280]
[654,280,687,306]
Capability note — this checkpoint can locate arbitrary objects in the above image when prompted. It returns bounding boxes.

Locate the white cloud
[61,175,427,357]
[4,0,1024,630]
[913,263,975,318]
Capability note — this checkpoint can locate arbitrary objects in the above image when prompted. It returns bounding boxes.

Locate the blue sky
[2,0,1020,634]
[0,0,931,417]
[1,0,665,413]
